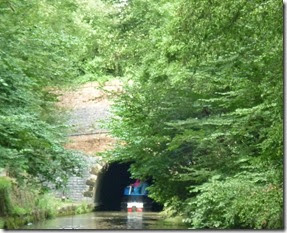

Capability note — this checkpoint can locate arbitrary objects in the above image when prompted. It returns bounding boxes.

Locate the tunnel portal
[94,162,162,211]
[95,163,134,211]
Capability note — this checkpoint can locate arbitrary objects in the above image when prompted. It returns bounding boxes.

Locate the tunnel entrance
[95,163,133,211]
[94,162,162,211]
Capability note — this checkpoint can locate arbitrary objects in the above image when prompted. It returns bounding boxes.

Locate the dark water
[22,211,188,230]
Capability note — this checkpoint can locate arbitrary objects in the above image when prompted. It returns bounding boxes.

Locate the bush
[184,172,283,229]
[0,177,13,216]
[75,202,93,215]
[36,193,61,219]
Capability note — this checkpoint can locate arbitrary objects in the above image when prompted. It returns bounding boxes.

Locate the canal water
[22,211,188,230]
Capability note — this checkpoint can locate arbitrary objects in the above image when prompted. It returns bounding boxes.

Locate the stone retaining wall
[53,81,120,205]
[53,156,105,204]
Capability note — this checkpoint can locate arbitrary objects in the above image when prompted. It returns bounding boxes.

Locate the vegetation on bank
[0,0,283,230]
[0,177,93,229]
[0,0,110,228]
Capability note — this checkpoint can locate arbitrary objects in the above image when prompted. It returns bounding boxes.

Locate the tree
[105,0,283,229]
[0,0,90,186]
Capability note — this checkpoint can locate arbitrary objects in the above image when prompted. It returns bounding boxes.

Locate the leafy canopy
[104,0,283,229]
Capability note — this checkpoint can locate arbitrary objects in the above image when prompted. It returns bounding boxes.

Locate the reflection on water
[22,211,188,230]
[127,212,143,229]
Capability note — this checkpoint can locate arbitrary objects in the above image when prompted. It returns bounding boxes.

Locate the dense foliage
[105,0,283,229]
[1,0,283,229]
[0,0,111,186]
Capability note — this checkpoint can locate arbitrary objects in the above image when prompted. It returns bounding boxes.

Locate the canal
[22,211,188,230]
[21,163,189,230]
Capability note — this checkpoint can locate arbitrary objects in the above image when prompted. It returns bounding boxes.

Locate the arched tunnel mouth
[94,162,162,212]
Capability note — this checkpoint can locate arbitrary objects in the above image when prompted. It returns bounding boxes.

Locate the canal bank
[0,200,94,229]
[0,177,94,230]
